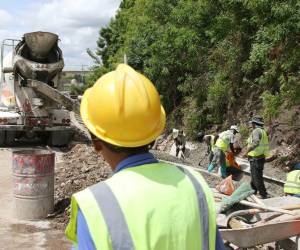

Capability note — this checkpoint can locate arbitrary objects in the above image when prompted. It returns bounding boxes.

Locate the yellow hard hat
[80,64,166,147]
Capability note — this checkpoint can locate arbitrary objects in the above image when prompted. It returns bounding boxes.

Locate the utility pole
[124,54,128,64]
[81,64,89,84]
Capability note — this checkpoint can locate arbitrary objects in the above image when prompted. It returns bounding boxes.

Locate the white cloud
[29,0,118,29]
[0,0,121,69]
[0,9,13,28]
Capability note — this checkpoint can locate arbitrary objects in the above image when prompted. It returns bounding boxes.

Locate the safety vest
[284,170,300,195]
[208,135,216,152]
[247,128,269,157]
[215,130,232,152]
[66,162,216,250]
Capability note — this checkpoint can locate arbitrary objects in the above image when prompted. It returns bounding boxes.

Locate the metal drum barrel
[12,149,55,220]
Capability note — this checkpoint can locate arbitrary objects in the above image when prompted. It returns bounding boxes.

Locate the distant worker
[284,168,300,198]
[174,129,186,158]
[197,131,205,142]
[242,115,270,199]
[208,125,239,178]
[203,134,218,163]
[65,64,224,250]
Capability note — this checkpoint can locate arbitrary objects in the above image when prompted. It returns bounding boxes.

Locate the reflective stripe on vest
[284,170,300,194]
[215,130,231,152]
[65,162,216,250]
[247,128,269,157]
[89,183,134,250]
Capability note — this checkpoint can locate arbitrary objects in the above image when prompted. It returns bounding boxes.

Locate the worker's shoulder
[176,166,215,200]
[253,127,265,135]
[170,164,210,183]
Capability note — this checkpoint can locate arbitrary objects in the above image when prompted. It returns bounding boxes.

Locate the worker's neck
[101,150,149,172]
[104,152,129,172]
[96,142,149,172]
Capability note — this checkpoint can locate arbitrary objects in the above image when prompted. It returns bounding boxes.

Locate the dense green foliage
[87,0,300,137]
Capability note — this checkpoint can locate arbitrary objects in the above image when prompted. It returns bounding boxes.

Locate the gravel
[50,143,111,229]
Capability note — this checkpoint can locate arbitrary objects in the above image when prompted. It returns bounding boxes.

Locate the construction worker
[203,134,218,163]
[242,115,270,199]
[208,125,239,178]
[65,64,224,250]
[284,170,300,197]
[197,131,205,142]
[174,129,186,158]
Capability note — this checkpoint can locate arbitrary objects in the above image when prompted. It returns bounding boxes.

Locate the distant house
[61,70,90,78]
[61,69,90,90]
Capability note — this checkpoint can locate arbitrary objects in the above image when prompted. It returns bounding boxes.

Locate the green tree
[86,0,300,136]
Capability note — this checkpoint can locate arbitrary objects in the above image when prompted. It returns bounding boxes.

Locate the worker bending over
[203,134,218,164]
[65,64,224,250]
[208,126,239,178]
[243,115,270,199]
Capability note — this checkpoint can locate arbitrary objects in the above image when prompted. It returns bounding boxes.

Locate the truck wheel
[6,131,16,146]
[48,131,72,147]
[0,131,5,147]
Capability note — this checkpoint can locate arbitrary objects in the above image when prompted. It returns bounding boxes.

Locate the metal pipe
[236,157,285,186]
[0,39,20,84]
[226,209,263,227]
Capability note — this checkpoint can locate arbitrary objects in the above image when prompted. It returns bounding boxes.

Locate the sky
[0,0,121,70]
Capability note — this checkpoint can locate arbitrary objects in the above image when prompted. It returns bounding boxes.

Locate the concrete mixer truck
[0,31,79,146]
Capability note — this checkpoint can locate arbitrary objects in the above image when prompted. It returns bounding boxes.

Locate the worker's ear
[92,140,103,152]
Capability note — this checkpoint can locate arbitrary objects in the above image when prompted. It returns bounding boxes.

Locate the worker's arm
[244,129,261,155]
[73,208,96,250]
[207,143,211,155]
[228,132,235,154]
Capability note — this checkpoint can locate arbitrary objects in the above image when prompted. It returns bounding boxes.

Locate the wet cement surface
[0,148,71,250]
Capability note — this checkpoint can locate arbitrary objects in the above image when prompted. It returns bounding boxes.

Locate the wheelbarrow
[219,196,300,249]
[221,219,300,248]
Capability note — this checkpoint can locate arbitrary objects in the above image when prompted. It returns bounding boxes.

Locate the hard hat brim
[80,88,166,147]
[249,119,264,126]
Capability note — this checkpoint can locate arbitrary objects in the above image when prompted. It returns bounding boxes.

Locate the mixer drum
[13,31,64,83]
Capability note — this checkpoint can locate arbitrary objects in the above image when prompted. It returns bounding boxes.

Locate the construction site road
[0,148,71,250]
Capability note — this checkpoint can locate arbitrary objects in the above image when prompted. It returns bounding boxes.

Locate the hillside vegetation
[85,0,300,139]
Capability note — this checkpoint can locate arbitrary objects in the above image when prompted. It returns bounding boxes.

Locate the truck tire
[48,131,71,147]
[0,131,5,147]
[6,131,16,146]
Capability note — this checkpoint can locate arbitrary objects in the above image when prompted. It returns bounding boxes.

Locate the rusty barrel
[12,149,55,220]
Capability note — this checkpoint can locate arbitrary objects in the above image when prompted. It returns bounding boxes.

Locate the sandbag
[226,151,240,169]
[216,175,235,195]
